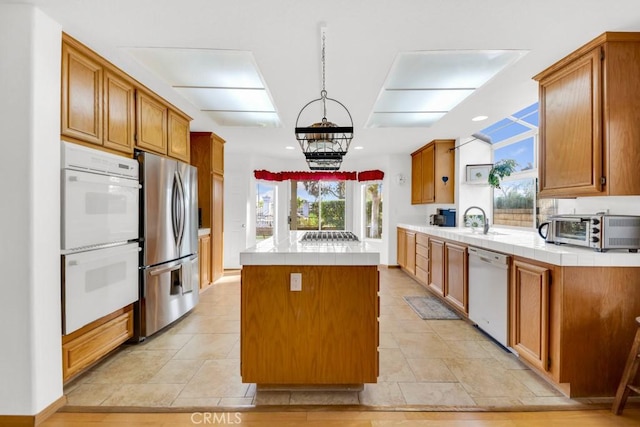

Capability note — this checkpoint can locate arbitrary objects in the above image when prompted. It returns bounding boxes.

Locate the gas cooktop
[300,231,359,242]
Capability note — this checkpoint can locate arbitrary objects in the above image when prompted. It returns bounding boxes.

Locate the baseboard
[0,395,67,427]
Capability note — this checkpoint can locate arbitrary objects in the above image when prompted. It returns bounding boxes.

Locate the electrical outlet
[290,273,302,291]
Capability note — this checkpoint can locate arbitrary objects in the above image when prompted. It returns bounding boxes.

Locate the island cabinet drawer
[416,233,429,247]
[416,253,429,270]
[416,266,429,285]
[416,244,429,258]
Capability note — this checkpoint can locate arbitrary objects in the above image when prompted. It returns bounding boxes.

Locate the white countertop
[398,223,640,267]
[240,231,380,266]
[198,228,210,236]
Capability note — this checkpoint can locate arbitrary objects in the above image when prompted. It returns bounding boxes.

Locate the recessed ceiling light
[285,146,295,150]
[354,146,364,150]
[472,115,488,122]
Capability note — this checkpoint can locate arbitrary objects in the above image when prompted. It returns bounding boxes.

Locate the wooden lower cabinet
[405,231,416,275]
[190,132,225,284]
[444,242,468,314]
[399,229,469,317]
[415,234,429,285]
[199,233,211,291]
[428,238,445,297]
[397,227,416,275]
[212,173,224,282]
[397,227,640,397]
[241,265,379,384]
[397,228,407,268]
[62,305,133,382]
[510,259,550,372]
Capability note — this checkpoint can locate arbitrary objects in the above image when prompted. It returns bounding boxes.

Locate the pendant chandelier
[295,29,354,171]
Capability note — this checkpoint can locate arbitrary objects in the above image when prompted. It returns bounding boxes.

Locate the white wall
[0,4,63,415]
[455,137,493,225]
[557,196,640,216]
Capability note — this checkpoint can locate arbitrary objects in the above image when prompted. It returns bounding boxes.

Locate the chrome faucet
[463,206,490,234]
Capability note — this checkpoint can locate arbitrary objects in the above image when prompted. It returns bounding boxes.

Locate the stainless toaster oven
[538,214,640,252]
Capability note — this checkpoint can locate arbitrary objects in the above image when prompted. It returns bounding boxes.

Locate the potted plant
[488,159,517,189]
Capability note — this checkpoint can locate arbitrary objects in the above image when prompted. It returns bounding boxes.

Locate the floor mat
[403,295,460,320]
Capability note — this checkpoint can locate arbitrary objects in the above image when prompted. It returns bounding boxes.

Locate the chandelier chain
[321,32,326,94]
[321,32,328,118]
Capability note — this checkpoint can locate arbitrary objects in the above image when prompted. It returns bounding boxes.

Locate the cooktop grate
[301,231,359,242]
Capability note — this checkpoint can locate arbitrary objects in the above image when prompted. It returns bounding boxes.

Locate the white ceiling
[12,0,640,168]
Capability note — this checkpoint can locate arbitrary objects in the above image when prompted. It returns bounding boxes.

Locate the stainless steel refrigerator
[135,151,199,340]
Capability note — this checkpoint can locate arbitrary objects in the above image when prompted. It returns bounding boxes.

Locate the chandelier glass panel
[295,28,354,171]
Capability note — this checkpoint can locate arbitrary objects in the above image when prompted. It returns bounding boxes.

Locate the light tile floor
[64,268,593,409]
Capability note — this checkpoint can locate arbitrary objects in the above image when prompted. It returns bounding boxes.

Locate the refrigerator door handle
[175,171,186,250]
[171,171,186,250]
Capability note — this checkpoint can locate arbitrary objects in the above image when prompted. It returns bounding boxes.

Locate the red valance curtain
[254,170,384,182]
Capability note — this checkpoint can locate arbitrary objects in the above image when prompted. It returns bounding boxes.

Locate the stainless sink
[460,228,507,236]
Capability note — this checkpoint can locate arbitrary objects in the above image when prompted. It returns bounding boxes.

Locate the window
[481,102,556,228]
[256,182,275,240]
[293,180,346,231]
[363,182,383,239]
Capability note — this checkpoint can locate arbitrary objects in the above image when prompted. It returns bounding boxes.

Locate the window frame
[490,113,539,230]
[291,179,347,231]
[361,181,383,240]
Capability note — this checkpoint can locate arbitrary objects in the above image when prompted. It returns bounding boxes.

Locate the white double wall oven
[60,142,140,335]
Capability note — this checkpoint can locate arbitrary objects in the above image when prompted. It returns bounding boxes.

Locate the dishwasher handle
[468,246,509,267]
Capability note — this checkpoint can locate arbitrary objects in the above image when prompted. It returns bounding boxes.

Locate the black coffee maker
[429,208,456,227]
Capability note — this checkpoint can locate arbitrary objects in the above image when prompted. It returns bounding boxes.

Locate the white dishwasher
[468,246,510,348]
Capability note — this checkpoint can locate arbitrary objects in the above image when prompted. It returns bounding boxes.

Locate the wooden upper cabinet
[168,109,190,163]
[62,34,190,158]
[535,32,640,197]
[103,69,135,153]
[421,143,436,203]
[211,133,225,175]
[510,259,550,372]
[411,139,455,204]
[537,48,602,197]
[411,152,422,204]
[136,89,168,155]
[61,40,103,146]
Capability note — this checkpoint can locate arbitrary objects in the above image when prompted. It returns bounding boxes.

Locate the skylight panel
[124,47,280,127]
[366,50,527,128]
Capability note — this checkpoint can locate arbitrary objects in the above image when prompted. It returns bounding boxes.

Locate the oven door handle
[66,174,140,189]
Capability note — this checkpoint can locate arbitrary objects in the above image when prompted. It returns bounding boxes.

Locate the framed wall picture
[466,164,492,184]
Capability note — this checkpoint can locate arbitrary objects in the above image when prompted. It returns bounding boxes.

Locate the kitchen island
[239,231,380,387]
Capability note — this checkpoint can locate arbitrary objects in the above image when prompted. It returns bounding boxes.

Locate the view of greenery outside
[493,178,535,227]
[483,102,557,228]
[364,183,382,239]
[295,180,346,230]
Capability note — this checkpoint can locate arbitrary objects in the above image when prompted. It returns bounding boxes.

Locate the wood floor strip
[40,408,640,427]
